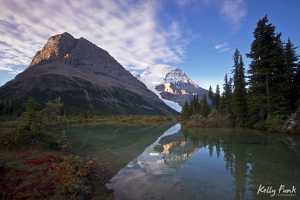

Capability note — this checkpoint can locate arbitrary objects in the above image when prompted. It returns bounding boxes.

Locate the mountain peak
[137,64,209,108]
[26,32,111,71]
[142,64,180,77]
[27,32,78,69]
[1,33,179,116]
[62,32,75,39]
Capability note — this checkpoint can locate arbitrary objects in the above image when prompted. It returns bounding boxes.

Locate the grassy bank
[0,112,175,199]
[66,115,175,125]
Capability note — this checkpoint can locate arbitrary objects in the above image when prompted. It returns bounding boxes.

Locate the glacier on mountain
[132,64,209,113]
[131,64,184,112]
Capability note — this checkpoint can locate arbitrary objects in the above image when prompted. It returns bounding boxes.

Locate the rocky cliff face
[0,33,179,115]
[155,83,182,95]
[133,64,209,107]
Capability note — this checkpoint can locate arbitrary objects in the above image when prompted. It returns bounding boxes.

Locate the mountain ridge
[0,33,179,116]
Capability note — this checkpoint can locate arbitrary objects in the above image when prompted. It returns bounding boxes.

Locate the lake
[65,122,300,200]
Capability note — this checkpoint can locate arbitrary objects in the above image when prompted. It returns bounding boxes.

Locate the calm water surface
[65,123,300,200]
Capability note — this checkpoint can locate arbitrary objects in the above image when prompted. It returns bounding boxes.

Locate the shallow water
[65,123,300,200]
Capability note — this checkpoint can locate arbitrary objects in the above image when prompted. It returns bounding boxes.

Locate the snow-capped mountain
[132,64,209,112]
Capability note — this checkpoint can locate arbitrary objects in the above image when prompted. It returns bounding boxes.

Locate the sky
[0,0,299,93]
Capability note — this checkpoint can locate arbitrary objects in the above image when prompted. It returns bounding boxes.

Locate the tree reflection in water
[108,126,300,200]
[66,123,300,199]
[182,128,300,200]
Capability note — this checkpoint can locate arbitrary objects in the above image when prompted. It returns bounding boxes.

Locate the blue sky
[0,0,299,93]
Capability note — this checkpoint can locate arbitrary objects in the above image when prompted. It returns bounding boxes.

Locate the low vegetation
[0,148,112,199]
[180,111,232,128]
[66,114,174,125]
[0,97,117,199]
[0,96,176,199]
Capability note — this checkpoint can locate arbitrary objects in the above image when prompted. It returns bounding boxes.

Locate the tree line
[0,97,127,121]
[182,15,299,127]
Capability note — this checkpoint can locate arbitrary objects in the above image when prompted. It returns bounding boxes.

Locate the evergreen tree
[208,85,215,109]
[246,15,285,120]
[23,97,44,133]
[218,95,226,115]
[42,97,64,124]
[181,100,189,119]
[188,97,194,117]
[220,74,233,116]
[188,95,198,116]
[284,38,299,110]
[232,49,247,126]
[269,34,290,116]
[195,95,200,115]
[215,84,220,110]
[201,94,211,117]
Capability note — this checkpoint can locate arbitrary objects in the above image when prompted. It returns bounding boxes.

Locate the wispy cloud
[215,42,228,50]
[215,42,230,53]
[220,0,247,30]
[176,0,215,7]
[164,21,192,58]
[0,0,187,72]
[219,48,230,52]
[176,0,195,6]
[176,0,247,31]
[0,64,22,74]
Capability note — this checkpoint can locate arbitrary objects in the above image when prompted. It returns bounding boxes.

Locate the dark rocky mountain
[0,32,179,115]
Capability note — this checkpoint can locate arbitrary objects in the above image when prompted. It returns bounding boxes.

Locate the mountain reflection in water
[65,122,177,175]
[65,123,300,200]
[106,125,300,200]
[127,124,202,175]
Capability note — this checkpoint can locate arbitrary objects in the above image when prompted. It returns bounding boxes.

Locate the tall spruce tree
[246,15,285,120]
[218,95,226,115]
[218,74,232,116]
[227,77,233,117]
[200,94,211,117]
[215,84,220,110]
[188,95,196,116]
[231,49,247,126]
[195,95,200,115]
[284,38,299,110]
[271,41,291,116]
[181,100,189,119]
[208,85,215,109]
[221,74,233,116]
